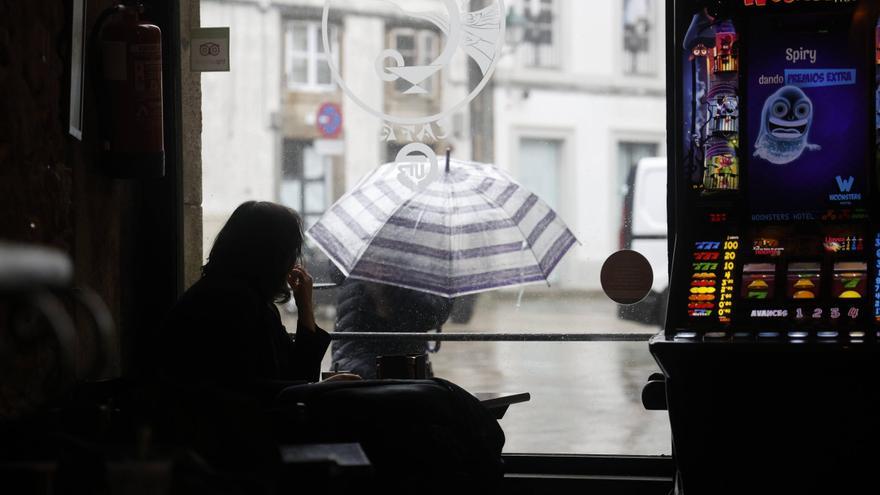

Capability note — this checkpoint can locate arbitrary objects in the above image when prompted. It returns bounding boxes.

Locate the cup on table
[376,354,427,379]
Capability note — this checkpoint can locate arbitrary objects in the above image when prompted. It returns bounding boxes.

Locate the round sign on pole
[316,102,342,138]
[600,250,654,305]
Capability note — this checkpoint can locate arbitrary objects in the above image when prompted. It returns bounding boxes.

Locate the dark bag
[274,378,505,493]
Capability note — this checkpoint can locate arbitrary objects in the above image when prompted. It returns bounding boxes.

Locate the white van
[617,157,668,327]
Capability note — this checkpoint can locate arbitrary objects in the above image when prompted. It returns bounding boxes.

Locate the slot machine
[654,0,880,493]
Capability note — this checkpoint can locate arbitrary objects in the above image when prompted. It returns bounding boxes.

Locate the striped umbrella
[307,155,579,298]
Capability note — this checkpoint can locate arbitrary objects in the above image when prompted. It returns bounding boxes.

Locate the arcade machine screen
[671,1,878,341]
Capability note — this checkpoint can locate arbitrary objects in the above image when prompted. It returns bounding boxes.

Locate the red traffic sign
[316,102,342,138]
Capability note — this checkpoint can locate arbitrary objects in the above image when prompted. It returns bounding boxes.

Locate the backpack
[273,377,505,493]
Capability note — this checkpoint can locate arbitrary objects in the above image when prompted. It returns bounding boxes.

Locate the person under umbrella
[310,150,579,375]
[331,279,452,379]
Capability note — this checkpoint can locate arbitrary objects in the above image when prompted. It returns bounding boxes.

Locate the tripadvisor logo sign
[321,0,506,126]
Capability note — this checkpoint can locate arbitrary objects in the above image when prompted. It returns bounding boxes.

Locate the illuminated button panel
[679,228,879,340]
[689,236,738,324]
[689,241,720,318]
[719,236,739,323]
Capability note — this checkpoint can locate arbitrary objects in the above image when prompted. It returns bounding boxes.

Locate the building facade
[201,0,666,291]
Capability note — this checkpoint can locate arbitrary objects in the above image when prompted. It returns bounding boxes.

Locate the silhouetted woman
[156,201,356,489]
[155,202,503,492]
[159,201,337,395]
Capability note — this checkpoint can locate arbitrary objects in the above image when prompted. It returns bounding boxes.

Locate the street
[433,289,670,455]
[297,287,672,455]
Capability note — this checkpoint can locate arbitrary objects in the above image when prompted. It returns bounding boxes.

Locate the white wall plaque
[191,27,230,72]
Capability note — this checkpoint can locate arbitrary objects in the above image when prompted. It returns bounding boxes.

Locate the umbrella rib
[307,162,398,275]
[470,184,548,279]
[347,179,420,278]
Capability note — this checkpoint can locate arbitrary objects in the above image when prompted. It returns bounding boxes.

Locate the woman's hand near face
[288,265,316,333]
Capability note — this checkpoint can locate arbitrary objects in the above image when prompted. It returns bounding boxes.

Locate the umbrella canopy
[307,158,579,298]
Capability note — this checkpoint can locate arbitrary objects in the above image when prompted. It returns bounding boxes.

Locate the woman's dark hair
[203,201,304,303]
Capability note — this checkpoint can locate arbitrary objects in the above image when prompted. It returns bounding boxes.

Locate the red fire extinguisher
[93,2,165,178]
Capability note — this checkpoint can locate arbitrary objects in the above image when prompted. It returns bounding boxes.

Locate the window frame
[386,27,441,98]
[280,139,334,229]
[284,19,338,92]
[187,0,674,464]
[611,132,666,237]
[509,126,576,233]
[518,0,560,69]
[621,0,660,77]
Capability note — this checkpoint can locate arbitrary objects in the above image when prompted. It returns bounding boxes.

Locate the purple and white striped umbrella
[307,158,579,298]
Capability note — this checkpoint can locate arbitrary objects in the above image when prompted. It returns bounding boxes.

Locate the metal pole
[326,332,655,342]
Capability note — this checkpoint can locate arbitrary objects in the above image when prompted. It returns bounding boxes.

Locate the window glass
[421,33,435,65]
[290,58,307,84]
[316,59,332,86]
[280,182,302,214]
[519,138,561,210]
[291,23,308,52]
[512,0,557,68]
[304,183,326,213]
[396,33,415,53]
[389,29,438,94]
[623,0,657,76]
[303,146,323,179]
[201,0,669,455]
[285,20,337,91]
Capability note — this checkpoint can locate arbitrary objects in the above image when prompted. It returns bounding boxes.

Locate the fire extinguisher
[92,1,165,178]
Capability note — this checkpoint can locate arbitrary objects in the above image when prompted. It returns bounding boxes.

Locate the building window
[519,137,564,283]
[387,28,440,95]
[623,0,656,76]
[284,20,338,91]
[519,137,562,210]
[617,140,659,205]
[517,0,557,68]
[281,140,331,229]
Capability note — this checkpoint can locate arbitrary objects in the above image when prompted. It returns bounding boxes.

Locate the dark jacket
[331,280,452,378]
[158,273,330,393]
[152,274,331,480]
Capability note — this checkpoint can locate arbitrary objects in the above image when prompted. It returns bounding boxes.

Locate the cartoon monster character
[753,85,821,165]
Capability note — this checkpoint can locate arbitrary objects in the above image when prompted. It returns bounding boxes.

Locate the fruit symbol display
[787,262,821,300]
[832,262,867,299]
[742,263,775,300]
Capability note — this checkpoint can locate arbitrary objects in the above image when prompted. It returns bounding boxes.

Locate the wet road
[296,288,672,455]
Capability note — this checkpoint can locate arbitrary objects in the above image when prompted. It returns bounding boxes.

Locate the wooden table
[473,392,531,419]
